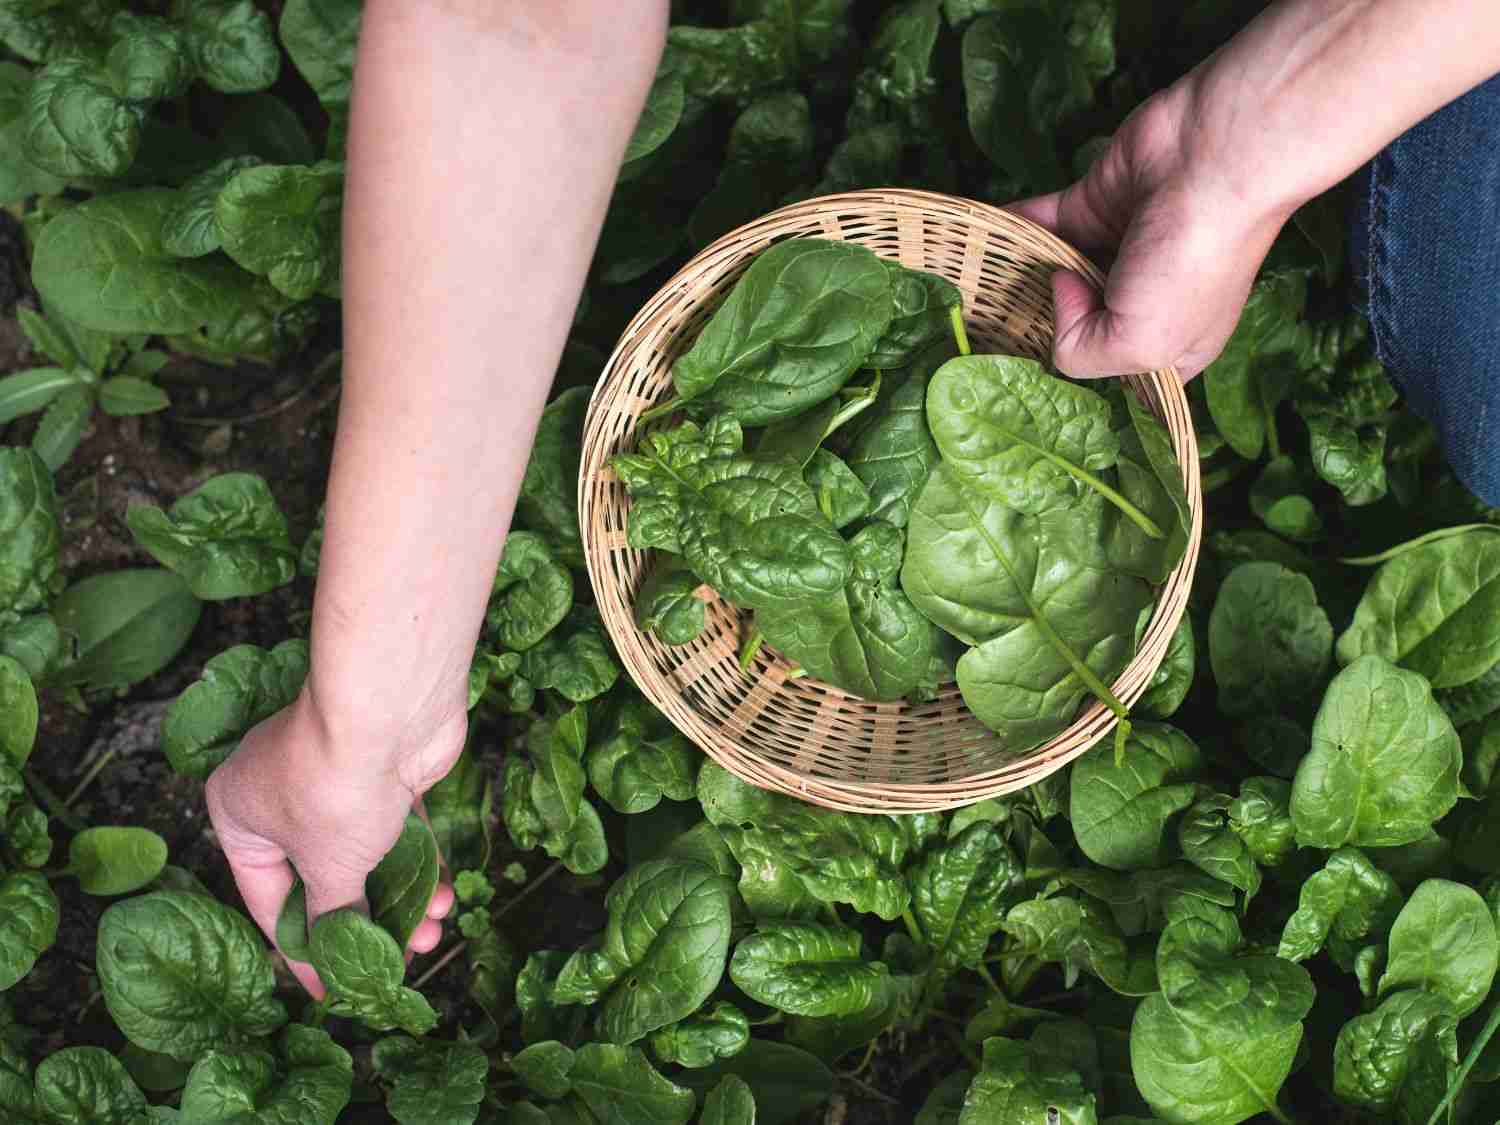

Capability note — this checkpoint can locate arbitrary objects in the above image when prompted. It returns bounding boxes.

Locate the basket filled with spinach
[580,190,1200,810]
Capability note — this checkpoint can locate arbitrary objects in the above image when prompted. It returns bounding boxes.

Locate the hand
[1009,84,1295,381]
[204,692,466,998]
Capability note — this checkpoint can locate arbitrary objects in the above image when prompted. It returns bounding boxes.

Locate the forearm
[307,2,667,754]
[1181,0,1500,213]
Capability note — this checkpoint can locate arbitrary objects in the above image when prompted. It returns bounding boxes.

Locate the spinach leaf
[1377,879,1498,1018]
[927,354,1147,531]
[308,909,437,1036]
[613,415,852,611]
[1291,656,1460,848]
[32,190,245,335]
[1296,355,1398,507]
[1201,270,1307,460]
[1249,456,1324,542]
[904,465,1148,748]
[161,156,261,259]
[370,1036,487,1125]
[958,1035,1097,1124]
[23,58,147,179]
[633,559,705,646]
[649,1002,749,1069]
[1177,794,1261,899]
[161,640,306,778]
[63,827,168,897]
[700,1074,756,1125]
[31,1046,146,1125]
[512,612,614,706]
[176,0,280,94]
[0,63,67,203]
[1070,725,1202,871]
[97,891,287,1060]
[586,695,697,815]
[51,569,201,691]
[730,922,889,1017]
[759,521,941,701]
[1226,777,1295,868]
[866,265,962,370]
[126,473,296,600]
[518,386,590,565]
[215,162,342,300]
[366,816,440,953]
[845,343,947,528]
[567,1043,695,1125]
[699,761,912,921]
[0,447,61,625]
[1337,527,1500,690]
[423,749,493,875]
[908,821,1019,979]
[1002,893,1154,996]
[1132,902,1312,1125]
[486,532,573,653]
[1331,990,1457,1124]
[1279,848,1402,965]
[0,655,36,766]
[553,859,732,1044]
[180,1025,351,1125]
[277,0,359,109]
[1134,610,1194,719]
[803,449,870,530]
[1208,562,1332,718]
[0,871,58,991]
[670,239,893,426]
[512,1040,575,1100]
[1107,392,1192,582]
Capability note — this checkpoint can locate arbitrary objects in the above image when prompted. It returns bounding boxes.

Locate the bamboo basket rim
[578,188,1202,813]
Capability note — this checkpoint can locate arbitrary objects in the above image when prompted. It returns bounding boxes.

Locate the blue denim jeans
[1351,72,1500,505]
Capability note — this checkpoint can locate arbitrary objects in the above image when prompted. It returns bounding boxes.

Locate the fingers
[409,918,444,955]
[1008,191,1061,231]
[1049,270,1156,378]
[428,882,455,920]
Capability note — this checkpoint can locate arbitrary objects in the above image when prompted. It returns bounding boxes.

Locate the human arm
[203,0,669,995]
[1013,0,1500,378]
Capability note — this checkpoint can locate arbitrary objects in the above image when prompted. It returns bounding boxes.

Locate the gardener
[203,0,1500,996]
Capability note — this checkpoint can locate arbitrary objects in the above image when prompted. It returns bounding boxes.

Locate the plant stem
[1037,448,1164,538]
[65,746,117,808]
[950,306,971,357]
[412,939,467,990]
[738,627,764,673]
[23,767,85,833]
[1425,999,1500,1125]
[1340,523,1498,566]
[495,860,565,921]
[974,963,1004,997]
[901,909,923,946]
[638,395,684,424]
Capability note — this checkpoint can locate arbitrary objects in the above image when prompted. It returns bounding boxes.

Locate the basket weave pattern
[579,189,1202,812]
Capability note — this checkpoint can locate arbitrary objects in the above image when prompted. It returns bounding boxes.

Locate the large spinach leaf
[670,239,893,426]
[1290,656,1460,848]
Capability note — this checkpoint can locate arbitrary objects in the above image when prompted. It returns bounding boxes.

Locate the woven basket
[579,189,1202,813]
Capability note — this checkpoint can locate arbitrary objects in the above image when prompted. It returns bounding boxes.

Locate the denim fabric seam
[1364,143,1398,388]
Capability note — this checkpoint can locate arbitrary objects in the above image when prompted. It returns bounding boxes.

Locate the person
[203,0,1500,995]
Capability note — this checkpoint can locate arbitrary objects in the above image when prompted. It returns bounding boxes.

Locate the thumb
[1049,269,1159,379]
[206,777,328,998]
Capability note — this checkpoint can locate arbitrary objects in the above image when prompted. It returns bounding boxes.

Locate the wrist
[297,663,469,784]
[1168,72,1308,232]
